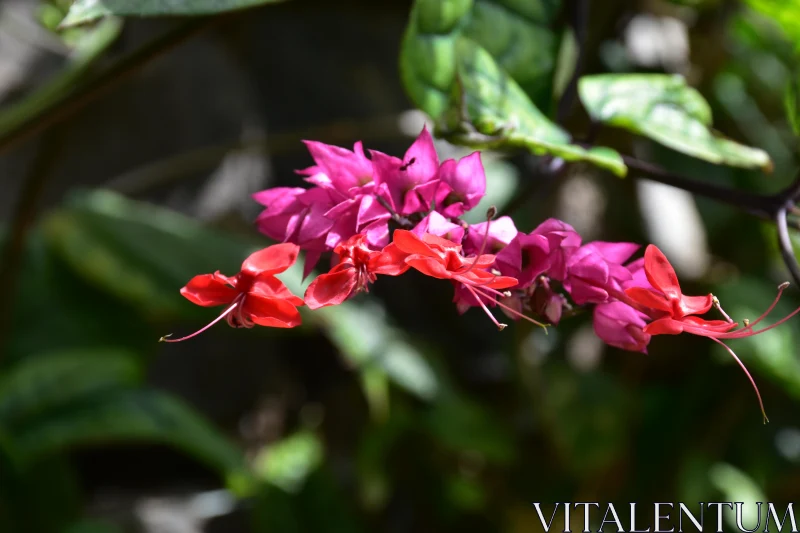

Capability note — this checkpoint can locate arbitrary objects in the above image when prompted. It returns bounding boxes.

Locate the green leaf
[744,0,800,47]
[400,0,627,176]
[61,0,287,26]
[253,431,324,493]
[0,349,140,428]
[12,389,246,479]
[41,189,258,319]
[578,74,773,171]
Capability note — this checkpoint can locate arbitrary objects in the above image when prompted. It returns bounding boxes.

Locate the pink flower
[253,187,335,277]
[593,301,651,354]
[464,216,518,256]
[563,242,640,305]
[436,152,487,217]
[412,211,465,243]
[371,126,440,216]
[494,233,551,289]
[298,140,374,197]
[531,218,582,281]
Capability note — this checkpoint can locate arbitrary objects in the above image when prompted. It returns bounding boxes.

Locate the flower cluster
[163,128,800,422]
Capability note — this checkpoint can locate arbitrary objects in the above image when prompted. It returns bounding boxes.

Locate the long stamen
[160,300,241,343]
[459,207,495,277]
[709,337,768,424]
[471,284,548,329]
[735,282,791,333]
[712,296,735,323]
[710,302,800,340]
[465,284,507,330]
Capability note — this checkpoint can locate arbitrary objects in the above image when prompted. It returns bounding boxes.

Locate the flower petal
[643,245,682,301]
[406,256,453,279]
[392,229,438,257]
[250,276,305,307]
[304,268,358,309]
[624,286,672,313]
[241,243,300,278]
[243,295,303,328]
[180,274,238,307]
[643,317,685,335]
[370,243,410,276]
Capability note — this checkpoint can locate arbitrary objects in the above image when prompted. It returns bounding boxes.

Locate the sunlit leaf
[400,0,627,176]
[253,431,323,493]
[61,0,287,27]
[744,0,800,47]
[0,349,140,428]
[579,74,772,171]
[709,463,766,531]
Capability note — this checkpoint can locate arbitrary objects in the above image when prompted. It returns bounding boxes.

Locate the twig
[0,127,67,358]
[0,17,215,157]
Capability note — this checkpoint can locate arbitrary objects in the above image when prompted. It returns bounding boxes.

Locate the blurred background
[1,0,800,531]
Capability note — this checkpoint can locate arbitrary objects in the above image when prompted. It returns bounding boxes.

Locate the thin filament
[709,337,768,424]
[465,284,507,330]
[459,212,494,277]
[471,284,547,329]
[160,300,240,343]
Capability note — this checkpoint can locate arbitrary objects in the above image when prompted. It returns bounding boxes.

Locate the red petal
[241,243,300,277]
[304,269,358,309]
[643,317,684,335]
[242,293,303,328]
[370,243,410,276]
[459,269,518,290]
[681,316,738,333]
[679,294,714,316]
[643,245,682,301]
[624,287,672,313]
[180,274,238,307]
[392,230,438,257]
[405,256,453,279]
[420,232,462,252]
[250,276,305,307]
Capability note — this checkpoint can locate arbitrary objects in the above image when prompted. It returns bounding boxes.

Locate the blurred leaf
[4,229,153,363]
[13,389,246,480]
[253,468,364,533]
[785,75,800,137]
[0,17,121,137]
[579,74,773,171]
[63,519,123,533]
[712,276,800,401]
[709,463,766,530]
[744,0,800,47]
[400,0,627,176]
[253,431,323,493]
[0,349,140,428]
[61,0,287,26]
[543,365,628,474]
[424,393,515,464]
[42,189,257,319]
[281,261,441,402]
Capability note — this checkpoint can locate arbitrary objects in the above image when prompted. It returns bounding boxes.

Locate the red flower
[161,243,305,342]
[304,234,409,309]
[391,230,543,330]
[624,244,800,423]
